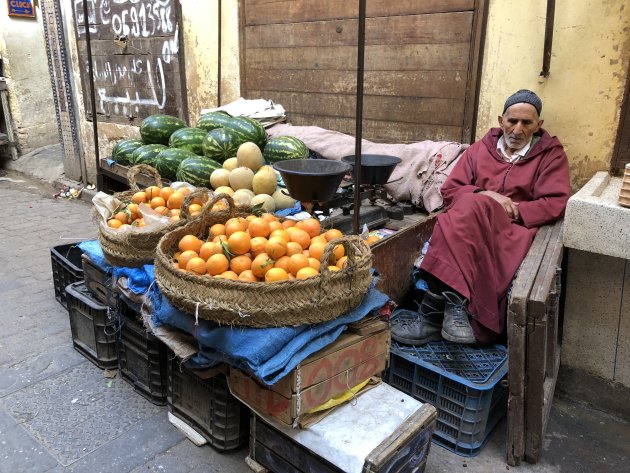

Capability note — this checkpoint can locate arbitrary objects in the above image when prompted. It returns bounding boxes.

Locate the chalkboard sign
[72,0,187,125]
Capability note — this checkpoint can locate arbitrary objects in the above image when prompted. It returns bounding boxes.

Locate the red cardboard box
[228,320,390,426]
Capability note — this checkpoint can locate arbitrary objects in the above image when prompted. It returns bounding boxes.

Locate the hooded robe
[420,127,570,344]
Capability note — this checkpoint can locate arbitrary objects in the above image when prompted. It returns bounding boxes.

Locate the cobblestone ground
[0,172,250,473]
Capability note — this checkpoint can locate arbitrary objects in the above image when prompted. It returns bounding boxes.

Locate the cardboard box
[228,320,390,426]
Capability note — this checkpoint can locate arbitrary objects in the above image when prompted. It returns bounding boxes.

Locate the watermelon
[129,144,167,167]
[202,127,245,163]
[221,116,267,150]
[153,148,198,181]
[112,139,143,166]
[168,127,206,155]
[196,111,233,132]
[140,114,186,145]
[176,156,223,187]
[263,136,309,164]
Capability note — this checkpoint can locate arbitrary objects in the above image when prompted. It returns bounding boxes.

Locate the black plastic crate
[66,281,118,370]
[167,358,250,451]
[387,340,508,457]
[82,254,116,308]
[50,243,84,309]
[117,297,168,405]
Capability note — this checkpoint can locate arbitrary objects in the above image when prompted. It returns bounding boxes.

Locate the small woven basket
[154,194,374,327]
[98,164,204,267]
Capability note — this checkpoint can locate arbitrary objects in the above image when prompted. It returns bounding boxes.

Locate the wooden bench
[506,218,564,465]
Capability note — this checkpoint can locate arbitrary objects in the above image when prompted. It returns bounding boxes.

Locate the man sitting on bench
[392,89,570,346]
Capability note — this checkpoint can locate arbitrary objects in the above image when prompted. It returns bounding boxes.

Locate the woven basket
[154,194,374,327]
[98,164,206,268]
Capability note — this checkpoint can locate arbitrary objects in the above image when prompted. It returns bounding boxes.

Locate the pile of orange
[106,185,203,230]
[172,214,349,282]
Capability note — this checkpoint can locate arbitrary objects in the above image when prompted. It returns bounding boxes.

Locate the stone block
[614,260,630,386]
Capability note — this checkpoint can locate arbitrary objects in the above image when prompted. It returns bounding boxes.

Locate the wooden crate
[507,219,564,465]
[249,382,437,473]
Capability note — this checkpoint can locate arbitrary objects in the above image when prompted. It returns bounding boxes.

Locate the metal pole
[82,0,100,189]
[217,0,222,106]
[352,0,366,235]
[540,0,555,78]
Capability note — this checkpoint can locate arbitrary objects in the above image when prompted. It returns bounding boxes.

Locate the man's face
[498,103,544,151]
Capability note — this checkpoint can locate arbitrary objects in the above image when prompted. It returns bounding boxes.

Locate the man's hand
[478,190,520,220]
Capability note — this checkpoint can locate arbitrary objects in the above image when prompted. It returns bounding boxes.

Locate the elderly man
[392,89,570,346]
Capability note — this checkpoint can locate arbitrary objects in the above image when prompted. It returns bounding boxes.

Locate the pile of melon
[209,141,297,213]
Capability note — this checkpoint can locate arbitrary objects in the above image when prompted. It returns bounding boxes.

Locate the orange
[179,234,203,253]
[186,257,208,275]
[227,231,251,255]
[251,253,274,278]
[153,206,169,216]
[288,254,310,276]
[324,228,343,242]
[332,244,345,261]
[188,203,202,214]
[133,218,145,227]
[225,218,246,237]
[107,219,122,229]
[265,267,289,283]
[286,241,303,257]
[289,228,311,250]
[150,196,166,209]
[132,191,147,204]
[160,186,175,201]
[127,203,140,220]
[302,249,310,258]
[310,235,327,246]
[209,223,226,238]
[145,186,162,200]
[199,241,221,260]
[296,267,319,279]
[265,236,287,259]
[298,218,321,238]
[167,192,185,210]
[336,256,348,269]
[269,229,290,243]
[211,201,227,212]
[327,265,341,272]
[246,214,257,222]
[169,215,180,223]
[308,257,321,270]
[168,208,181,217]
[177,250,199,270]
[230,255,252,275]
[250,236,268,256]
[274,255,291,273]
[268,221,283,233]
[213,235,228,244]
[261,213,278,222]
[282,219,297,229]
[238,270,259,282]
[114,211,129,224]
[178,186,192,196]
[217,270,238,280]
[307,242,326,262]
[206,253,230,276]
[366,235,381,245]
[247,218,271,238]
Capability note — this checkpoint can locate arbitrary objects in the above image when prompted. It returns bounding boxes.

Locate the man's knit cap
[503,89,542,116]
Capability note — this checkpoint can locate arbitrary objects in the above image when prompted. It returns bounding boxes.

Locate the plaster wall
[0,4,58,154]
[64,0,241,184]
[477,0,630,191]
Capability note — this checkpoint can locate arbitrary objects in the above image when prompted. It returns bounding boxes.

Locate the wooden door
[239,0,488,144]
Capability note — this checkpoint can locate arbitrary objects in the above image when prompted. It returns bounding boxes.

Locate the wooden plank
[99,157,167,188]
[282,114,462,144]
[244,0,475,25]
[370,215,436,303]
[245,43,470,71]
[245,69,468,99]
[244,12,473,48]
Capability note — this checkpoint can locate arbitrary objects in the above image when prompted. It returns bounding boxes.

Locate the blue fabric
[274,200,302,217]
[77,240,113,272]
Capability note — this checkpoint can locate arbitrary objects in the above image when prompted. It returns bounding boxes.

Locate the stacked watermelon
[109,111,310,188]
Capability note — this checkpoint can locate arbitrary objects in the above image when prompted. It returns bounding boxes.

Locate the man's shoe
[391,309,442,345]
[417,290,446,321]
[441,291,476,344]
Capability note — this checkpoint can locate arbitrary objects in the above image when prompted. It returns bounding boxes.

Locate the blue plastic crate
[387,340,508,457]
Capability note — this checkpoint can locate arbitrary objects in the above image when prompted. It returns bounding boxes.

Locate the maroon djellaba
[392,89,571,347]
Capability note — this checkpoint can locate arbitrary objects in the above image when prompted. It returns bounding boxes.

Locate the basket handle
[199,193,237,228]
[319,235,367,280]
[127,164,162,192]
[179,187,212,220]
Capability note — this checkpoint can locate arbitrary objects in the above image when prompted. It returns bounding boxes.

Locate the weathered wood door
[239,0,488,144]
[71,0,187,125]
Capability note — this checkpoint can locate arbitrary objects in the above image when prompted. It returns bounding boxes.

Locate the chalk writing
[73,0,182,121]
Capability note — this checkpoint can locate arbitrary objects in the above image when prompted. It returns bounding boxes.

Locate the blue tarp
[78,240,388,385]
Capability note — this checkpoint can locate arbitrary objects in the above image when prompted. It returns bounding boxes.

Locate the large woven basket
[154,194,374,327]
[98,164,205,268]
